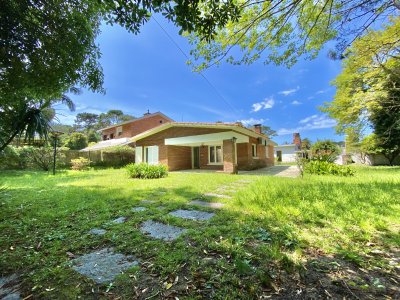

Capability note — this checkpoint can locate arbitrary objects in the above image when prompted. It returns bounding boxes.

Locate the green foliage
[97,110,135,129]
[301,138,312,151]
[261,125,276,137]
[87,130,100,143]
[304,160,355,176]
[30,146,65,171]
[188,1,394,70]
[126,163,168,179]
[63,132,88,150]
[311,140,341,162]
[74,113,99,132]
[98,146,135,167]
[70,157,90,171]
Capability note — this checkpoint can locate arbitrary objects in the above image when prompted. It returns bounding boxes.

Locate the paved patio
[174,165,299,178]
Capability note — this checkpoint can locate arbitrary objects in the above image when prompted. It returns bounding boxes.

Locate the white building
[274,133,302,163]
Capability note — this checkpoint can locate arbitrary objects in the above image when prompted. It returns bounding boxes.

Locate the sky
[57,16,344,145]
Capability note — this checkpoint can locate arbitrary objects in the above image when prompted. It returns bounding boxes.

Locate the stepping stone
[0,274,20,300]
[132,207,147,212]
[89,228,107,235]
[203,193,232,199]
[189,200,225,209]
[140,220,187,241]
[71,248,138,284]
[141,200,156,204]
[235,179,252,183]
[111,217,126,224]
[169,209,215,221]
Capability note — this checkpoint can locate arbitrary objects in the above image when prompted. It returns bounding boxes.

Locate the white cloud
[238,118,265,126]
[278,86,299,96]
[291,100,302,105]
[251,97,275,112]
[277,114,336,135]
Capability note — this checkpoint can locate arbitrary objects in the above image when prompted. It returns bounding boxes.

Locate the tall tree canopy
[188,0,399,70]
[323,17,400,164]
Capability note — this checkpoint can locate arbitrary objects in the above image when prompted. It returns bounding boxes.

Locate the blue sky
[57,16,344,144]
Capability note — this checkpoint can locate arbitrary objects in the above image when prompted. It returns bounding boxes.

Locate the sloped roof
[98,112,174,132]
[130,122,277,145]
[81,138,133,152]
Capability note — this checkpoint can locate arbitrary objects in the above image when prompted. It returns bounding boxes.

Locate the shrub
[126,163,168,179]
[0,146,32,169]
[30,146,65,171]
[101,146,135,167]
[311,140,341,162]
[304,160,355,176]
[71,157,91,171]
[63,132,88,150]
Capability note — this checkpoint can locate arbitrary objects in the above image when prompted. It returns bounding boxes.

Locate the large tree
[97,110,135,128]
[323,18,400,164]
[74,113,99,132]
[188,1,399,70]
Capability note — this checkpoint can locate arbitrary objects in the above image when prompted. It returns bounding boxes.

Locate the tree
[323,18,400,164]
[97,110,135,128]
[64,132,88,150]
[74,113,99,132]
[261,126,277,137]
[0,94,75,152]
[188,1,399,71]
[311,140,341,162]
[301,138,312,151]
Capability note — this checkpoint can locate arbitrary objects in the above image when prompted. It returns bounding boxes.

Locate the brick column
[223,139,238,174]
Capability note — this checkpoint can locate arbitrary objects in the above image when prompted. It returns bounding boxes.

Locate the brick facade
[136,126,274,172]
[101,113,172,140]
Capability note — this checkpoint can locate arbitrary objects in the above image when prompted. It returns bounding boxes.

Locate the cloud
[238,118,265,126]
[291,100,302,105]
[251,97,275,112]
[278,86,299,96]
[277,114,336,135]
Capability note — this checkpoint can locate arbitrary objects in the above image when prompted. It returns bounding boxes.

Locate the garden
[0,165,399,299]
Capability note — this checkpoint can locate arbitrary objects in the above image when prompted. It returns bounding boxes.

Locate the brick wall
[101,114,172,140]
[167,145,192,171]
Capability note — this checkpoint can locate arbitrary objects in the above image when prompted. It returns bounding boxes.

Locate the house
[100,111,174,141]
[131,122,276,173]
[274,133,301,163]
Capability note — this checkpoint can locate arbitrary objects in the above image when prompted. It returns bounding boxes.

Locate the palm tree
[0,91,77,152]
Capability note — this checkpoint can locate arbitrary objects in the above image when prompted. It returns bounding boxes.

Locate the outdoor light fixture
[50,131,64,175]
[232,137,237,143]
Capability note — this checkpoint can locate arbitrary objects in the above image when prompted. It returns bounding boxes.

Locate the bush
[30,146,65,171]
[101,146,135,167]
[304,160,355,176]
[126,163,168,179]
[311,140,341,162]
[63,132,88,150]
[0,146,32,169]
[71,157,91,171]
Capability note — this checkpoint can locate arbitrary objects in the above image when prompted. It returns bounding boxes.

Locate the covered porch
[165,131,249,173]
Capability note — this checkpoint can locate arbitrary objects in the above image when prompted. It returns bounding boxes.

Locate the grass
[0,166,399,299]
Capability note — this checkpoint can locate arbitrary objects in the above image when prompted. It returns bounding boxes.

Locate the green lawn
[0,166,399,299]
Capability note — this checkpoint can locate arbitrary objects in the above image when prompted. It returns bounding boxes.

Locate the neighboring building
[131,122,276,173]
[100,111,174,141]
[274,133,301,163]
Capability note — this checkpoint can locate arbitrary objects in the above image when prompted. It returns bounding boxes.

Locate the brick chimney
[253,124,262,134]
[293,133,301,150]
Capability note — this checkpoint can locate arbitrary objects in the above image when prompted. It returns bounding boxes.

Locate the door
[276,150,282,162]
[193,147,200,169]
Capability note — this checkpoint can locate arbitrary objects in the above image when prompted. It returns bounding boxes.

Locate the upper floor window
[117,126,123,136]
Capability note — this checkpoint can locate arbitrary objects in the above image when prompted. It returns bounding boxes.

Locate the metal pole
[53,136,57,175]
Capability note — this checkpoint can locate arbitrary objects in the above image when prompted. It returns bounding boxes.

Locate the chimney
[143,109,151,116]
[253,124,262,134]
[293,133,301,150]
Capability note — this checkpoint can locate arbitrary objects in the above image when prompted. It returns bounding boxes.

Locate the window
[117,126,123,136]
[159,120,163,123]
[252,144,257,158]
[144,146,159,165]
[209,145,222,164]
[265,145,269,158]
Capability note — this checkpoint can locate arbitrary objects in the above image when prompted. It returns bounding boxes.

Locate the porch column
[223,139,238,174]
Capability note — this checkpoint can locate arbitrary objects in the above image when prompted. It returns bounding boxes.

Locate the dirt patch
[169,209,215,221]
[70,248,138,284]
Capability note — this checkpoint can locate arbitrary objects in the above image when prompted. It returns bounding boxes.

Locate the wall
[352,153,400,166]
[274,146,297,163]
[101,114,172,140]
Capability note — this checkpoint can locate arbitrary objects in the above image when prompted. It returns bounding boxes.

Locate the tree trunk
[0,130,22,152]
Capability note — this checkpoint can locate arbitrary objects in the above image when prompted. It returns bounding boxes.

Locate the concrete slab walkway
[239,165,299,178]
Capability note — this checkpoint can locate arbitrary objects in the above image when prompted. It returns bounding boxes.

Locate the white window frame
[265,145,269,158]
[252,144,258,158]
[208,145,223,165]
[144,146,159,165]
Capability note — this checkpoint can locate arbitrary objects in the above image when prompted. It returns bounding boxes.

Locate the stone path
[140,220,187,241]
[0,274,20,300]
[169,209,215,221]
[71,248,138,284]
[71,178,255,285]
